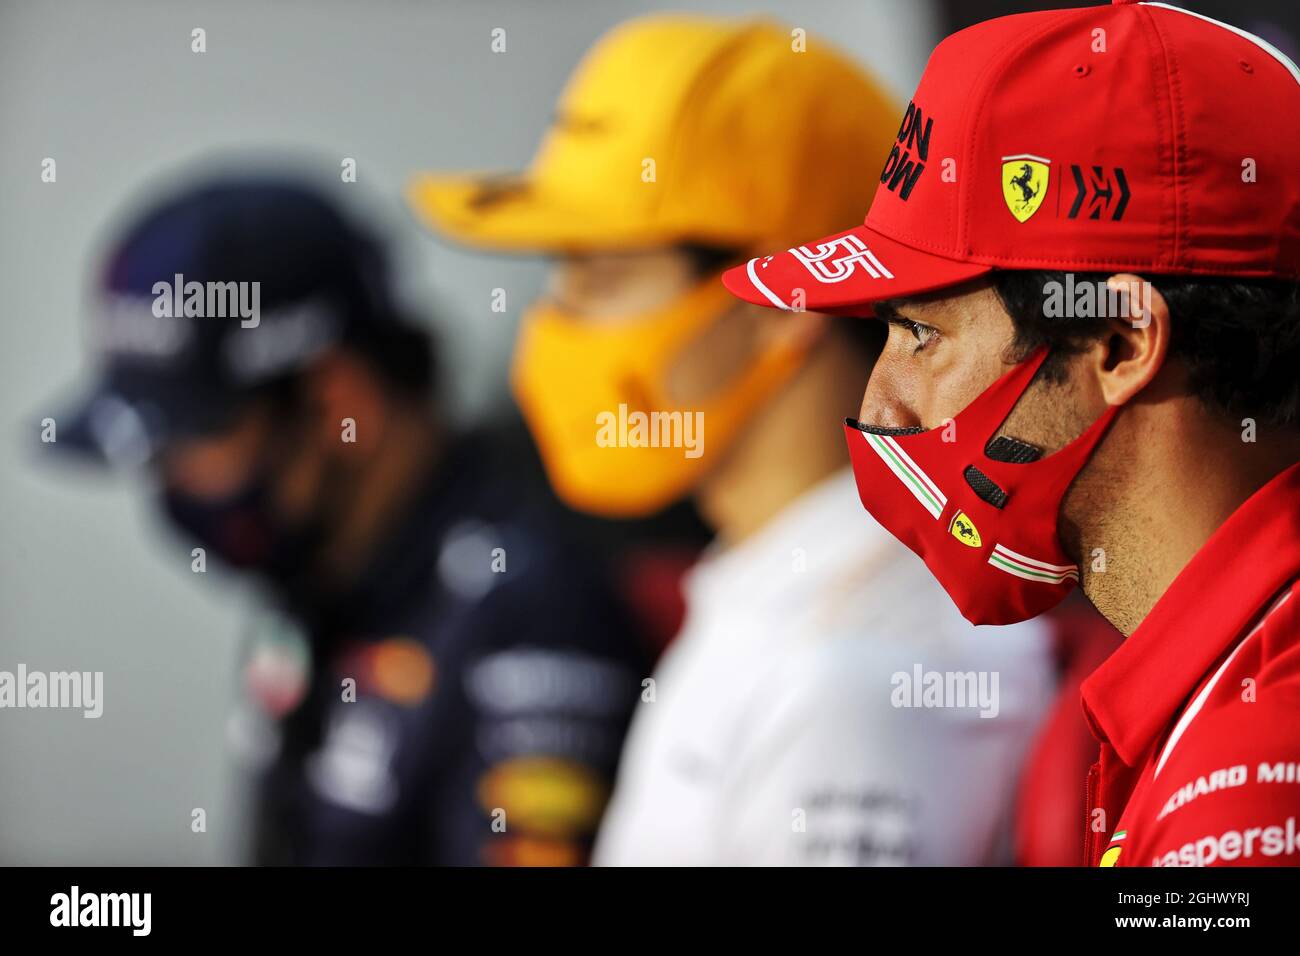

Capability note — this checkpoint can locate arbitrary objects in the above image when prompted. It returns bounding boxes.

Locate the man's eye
[900,319,939,352]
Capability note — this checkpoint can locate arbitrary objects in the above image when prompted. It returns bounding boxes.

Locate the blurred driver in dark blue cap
[59,179,396,460]
[55,179,433,596]
[46,171,649,865]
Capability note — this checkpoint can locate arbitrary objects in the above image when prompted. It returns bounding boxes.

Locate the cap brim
[42,371,243,469]
[722,223,991,315]
[407,172,668,253]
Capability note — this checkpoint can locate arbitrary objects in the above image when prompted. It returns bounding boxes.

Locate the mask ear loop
[975,347,1054,465]
[969,346,1122,513]
[662,273,812,426]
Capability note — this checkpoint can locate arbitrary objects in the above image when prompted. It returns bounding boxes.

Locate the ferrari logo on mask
[1001,155,1050,223]
[948,510,982,548]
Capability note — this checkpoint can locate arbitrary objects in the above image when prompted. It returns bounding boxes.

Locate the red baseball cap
[723,0,1300,314]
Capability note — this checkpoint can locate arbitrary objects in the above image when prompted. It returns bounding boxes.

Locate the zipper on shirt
[1084,760,1100,866]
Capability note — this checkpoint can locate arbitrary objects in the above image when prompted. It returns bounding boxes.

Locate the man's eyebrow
[873,300,908,323]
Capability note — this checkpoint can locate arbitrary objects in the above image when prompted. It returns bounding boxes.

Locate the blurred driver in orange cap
[409,14,1054,865]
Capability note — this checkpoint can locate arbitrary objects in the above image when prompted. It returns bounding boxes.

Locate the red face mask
[844,348,1117,626]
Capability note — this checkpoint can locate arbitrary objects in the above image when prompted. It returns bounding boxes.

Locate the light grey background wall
[0,0,938,864]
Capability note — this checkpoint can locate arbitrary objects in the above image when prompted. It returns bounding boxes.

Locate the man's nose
[858,359,922,429]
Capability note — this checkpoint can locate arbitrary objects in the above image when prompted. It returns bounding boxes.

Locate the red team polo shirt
[1081,464,1300,866]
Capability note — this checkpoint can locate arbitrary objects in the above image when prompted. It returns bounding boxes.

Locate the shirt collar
[1081,463,1300,766]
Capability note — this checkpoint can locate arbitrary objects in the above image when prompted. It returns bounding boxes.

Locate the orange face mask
[510,276,808,517]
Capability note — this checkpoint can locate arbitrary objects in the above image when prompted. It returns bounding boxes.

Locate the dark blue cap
[49,175,405,466]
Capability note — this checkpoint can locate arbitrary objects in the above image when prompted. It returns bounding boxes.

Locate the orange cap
[408,14,899,253]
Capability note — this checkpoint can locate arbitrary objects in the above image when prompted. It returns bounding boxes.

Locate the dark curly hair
[990,271,1300,427]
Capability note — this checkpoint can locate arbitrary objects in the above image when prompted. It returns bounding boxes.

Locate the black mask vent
[985,435,1043,463]
[964,436,1043,508]
[963,465,1008,508]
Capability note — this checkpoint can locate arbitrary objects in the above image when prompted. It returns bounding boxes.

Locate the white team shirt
[594,468,1055,866]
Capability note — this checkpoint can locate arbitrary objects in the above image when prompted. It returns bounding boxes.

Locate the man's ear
[1087,273,1172,407]
[302,350,387,455]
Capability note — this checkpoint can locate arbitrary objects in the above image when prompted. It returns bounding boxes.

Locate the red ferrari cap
[724,0,1300,314]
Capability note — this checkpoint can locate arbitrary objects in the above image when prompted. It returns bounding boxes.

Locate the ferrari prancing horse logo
[1001,154,1051,222]
[949,510,982,548]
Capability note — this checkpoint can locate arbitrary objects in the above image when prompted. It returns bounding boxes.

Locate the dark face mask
[161,470,325,594]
